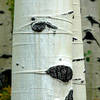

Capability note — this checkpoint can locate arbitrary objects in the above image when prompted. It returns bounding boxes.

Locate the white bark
[12,0,73,100]
[72,0,86,100]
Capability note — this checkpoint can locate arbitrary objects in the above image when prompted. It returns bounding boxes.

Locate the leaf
[8,8,12,11]
[87,50,92,55]
[0,86,11,100]
[86,57,90,62]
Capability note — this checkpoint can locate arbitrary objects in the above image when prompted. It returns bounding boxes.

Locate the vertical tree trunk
[81,0,100,100]
[0,0,12,71]
[12,0,74,100]
[72,0,86,100]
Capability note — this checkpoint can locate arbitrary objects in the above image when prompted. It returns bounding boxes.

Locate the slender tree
[72,0,86,100]
[0,0,12,71]
[81,0,100,99]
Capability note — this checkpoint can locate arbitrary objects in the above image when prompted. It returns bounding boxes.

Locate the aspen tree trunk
[81,0,100,100]
[72,0,86,100]
[12,0,74,100]
[0,0,12,71]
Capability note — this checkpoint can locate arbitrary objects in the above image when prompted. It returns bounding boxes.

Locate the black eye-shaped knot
[46,65,73,82]
[31,21,58,32]
[31,22,46,32]
[65,90,73,100]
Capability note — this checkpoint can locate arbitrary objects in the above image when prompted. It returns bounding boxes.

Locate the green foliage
[84,50,92,57]
[87,50,92,55]
[86,57,90,62]
[0,86,11,100]
[6,0,14,22]
[84,50,92,62]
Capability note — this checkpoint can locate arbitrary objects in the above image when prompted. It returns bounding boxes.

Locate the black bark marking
[0,11,5,14]
[62,11,74,15]
[98,87,100,91]
[68,11,74,14]
[87,41,92,44]
[72,58,85,62]
[81,80,84,83]
[0,54,12,59]
[0,68,4,70]
[31,21,57,32]
[83,70,86,73]
[95,72,98,75]
[65,90,73,100]
[72,16,74,19]
[16,63,19,66]
[53,32,56,35]
[97,57,100,62]
[90,0,96,2]
[46,22,58,29]
[46,65,73,82]
[11,29,13,34]
[83,29,100,47]
[9,38,12,41]
[31,22,46,32]
[31,17,35,21]
[73,78,81,80]
[0,23,3,25]
[86,16,100,27]
[3,45,7,47]
[16,63,24,69]
[0,69,11,89]
[59,58,62,61]
[72,37,78,42]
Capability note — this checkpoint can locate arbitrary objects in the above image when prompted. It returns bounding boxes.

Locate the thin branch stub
[15,65,73,82]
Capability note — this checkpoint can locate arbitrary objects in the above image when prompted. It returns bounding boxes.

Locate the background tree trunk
[0,0,12,72]
[72,0,86,100]
[81,0,100,100]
